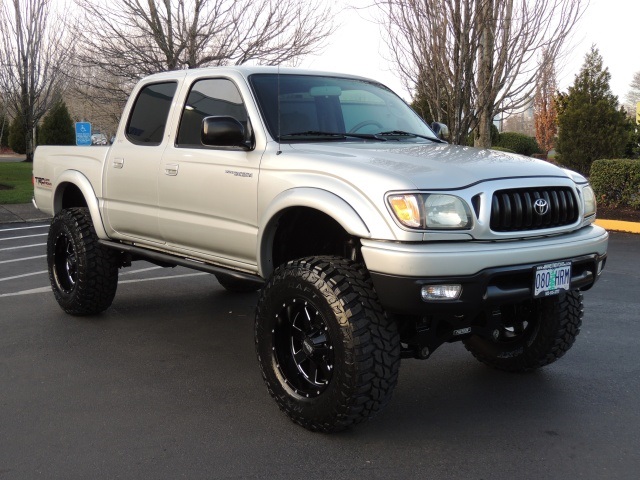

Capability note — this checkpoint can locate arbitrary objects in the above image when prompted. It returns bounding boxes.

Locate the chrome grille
[490,187,579,232]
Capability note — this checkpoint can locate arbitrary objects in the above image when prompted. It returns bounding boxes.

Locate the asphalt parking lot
[1,222,639,479]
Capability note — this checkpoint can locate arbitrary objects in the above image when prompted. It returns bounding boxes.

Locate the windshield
[249,73,439,142]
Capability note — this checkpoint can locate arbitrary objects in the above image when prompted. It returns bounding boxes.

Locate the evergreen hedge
[465,124,500,147]
[590,159,640,209]
[8,115,26,155]
[0,114,9,149]
[490,146,516,154]
[495,132,541,156]
[38,101,75,146]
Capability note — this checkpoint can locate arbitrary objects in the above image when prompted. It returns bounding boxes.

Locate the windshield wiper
[376,130,444,143]
[280,131,387,141]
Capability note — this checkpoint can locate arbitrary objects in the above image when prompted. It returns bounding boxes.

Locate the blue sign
[75,122,92,146]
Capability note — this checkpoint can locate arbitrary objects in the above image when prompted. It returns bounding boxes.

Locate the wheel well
[268,207,360,272]
[58,183,88,211]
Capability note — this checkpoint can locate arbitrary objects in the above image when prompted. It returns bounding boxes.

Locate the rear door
[103,81,179,243]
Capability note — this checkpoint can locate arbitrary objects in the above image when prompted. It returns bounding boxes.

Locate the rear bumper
[361,225,608,315]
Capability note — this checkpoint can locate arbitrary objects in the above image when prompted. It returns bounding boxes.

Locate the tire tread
[464,290,583,372]
[256,256,400,432]
[47,208,118,315]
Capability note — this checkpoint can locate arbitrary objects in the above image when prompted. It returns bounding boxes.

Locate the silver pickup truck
[33,66,608,432]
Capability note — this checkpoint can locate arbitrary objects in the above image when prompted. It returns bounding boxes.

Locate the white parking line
[0,233,48,241]
[119,272,207,284]
[0,265,163,283]
[0,243,46,252]
[0,286,51,296]
[0,270,48,282]
[0,272,208,297]
[0,225,49,232]
[0,255,46,264]
[121,266,163,275]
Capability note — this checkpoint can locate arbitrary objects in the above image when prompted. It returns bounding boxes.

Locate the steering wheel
[348,121,383,133]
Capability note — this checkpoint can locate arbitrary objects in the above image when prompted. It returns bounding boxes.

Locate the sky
[300,0,639,106]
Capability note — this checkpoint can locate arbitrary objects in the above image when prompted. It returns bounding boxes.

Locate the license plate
[533,261,572,298]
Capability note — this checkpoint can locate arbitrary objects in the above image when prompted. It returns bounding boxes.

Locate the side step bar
[99,239,265,287]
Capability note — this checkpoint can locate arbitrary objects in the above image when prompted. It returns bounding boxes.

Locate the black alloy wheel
[464,290,583,372]
[52,230,78,294]
[272,297,335,398]
[47,208,119,315]
[255,256,401,432]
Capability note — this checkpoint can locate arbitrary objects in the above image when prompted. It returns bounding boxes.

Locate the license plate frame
[533,261,572,298]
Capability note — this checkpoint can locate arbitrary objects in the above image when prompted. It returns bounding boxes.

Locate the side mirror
[431,122,450,141]
[201,116,247,148]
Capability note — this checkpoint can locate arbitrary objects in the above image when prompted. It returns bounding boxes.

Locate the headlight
[388,193,473,230]
[582,185,596,217]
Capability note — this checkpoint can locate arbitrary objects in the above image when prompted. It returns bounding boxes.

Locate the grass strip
[0,162,33,204]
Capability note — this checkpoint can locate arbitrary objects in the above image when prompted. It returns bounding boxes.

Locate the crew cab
[33,66,608,432]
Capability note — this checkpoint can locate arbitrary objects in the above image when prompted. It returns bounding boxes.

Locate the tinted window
[126,82,177,145]
[249,74,437,142]
[176,78,249,147]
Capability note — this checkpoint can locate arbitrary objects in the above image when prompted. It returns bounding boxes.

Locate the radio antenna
[277,64,282,155]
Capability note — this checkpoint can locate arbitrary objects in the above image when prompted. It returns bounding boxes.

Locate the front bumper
[361,225,608,315]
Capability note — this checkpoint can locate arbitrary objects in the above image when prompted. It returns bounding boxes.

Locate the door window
[125,82,177,145]
[176,78,250,148]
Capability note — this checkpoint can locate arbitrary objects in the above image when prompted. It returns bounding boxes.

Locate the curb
[0,203,52,224]
[594,219,640,234]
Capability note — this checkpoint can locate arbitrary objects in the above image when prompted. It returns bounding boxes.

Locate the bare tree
[64,66,129,137]
[375,0,586,147]
[0,0,74,160]
[534,50,557,157]
[393,0,478,145]
[73,0,337,108]
[624,71,640,119]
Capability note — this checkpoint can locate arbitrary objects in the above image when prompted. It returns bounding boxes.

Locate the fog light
[597,259,604,275]
[421,285,462,301]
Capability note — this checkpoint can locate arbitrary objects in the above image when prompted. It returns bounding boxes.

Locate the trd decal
[34,177,52,188]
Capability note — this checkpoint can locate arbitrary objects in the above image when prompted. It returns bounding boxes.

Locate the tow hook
[417,347,431,359]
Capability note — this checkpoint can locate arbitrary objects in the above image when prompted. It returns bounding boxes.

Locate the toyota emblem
[534,198,549,215]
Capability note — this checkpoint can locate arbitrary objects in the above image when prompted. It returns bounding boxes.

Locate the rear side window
[126,82,177,145]
[176,78,249,148]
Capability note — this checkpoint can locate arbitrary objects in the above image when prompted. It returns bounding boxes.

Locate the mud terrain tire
[255,256,401,432]
[463,290,583,372]
[47,208,118,315]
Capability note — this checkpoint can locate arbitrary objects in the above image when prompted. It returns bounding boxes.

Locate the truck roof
[140,65,376,83]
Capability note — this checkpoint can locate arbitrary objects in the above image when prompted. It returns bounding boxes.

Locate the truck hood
[288,141,568,189]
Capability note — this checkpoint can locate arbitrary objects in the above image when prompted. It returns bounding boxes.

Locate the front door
[157,77,261,269]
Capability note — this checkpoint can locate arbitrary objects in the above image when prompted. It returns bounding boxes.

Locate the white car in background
[91,133,108,145]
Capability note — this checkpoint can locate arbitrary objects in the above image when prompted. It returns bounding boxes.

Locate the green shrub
[590,159,640,209]
[495,132,541,156]
[8,114,26,154]
[38,101,75,146]
[0,114,9,149]
[466,124,500,147]
[556,47,628,175]
[490,146,516,153]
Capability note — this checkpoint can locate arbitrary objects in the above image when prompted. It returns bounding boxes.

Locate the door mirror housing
[201,116,248,149]
[431,122,450,141]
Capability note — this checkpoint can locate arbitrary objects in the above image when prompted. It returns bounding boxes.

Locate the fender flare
[257,188,373,277]
[53,170,108,239]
